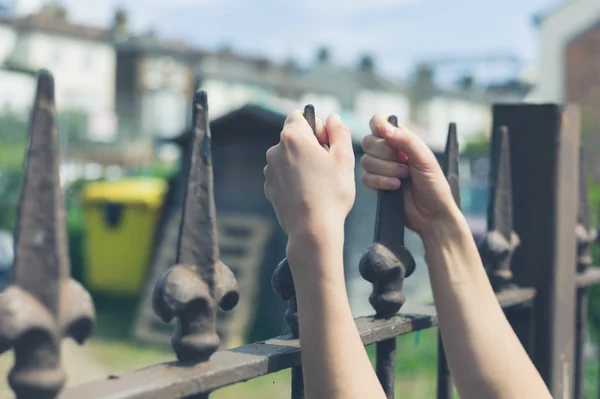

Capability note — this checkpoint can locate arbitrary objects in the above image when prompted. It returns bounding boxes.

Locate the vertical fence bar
[436,123,460,399]
[0,70,96,399]
[359,115,416,399]
[152,91,239,370]
[574,151,596,399]
[479,126,520,292]
[492,104,580,398]
[271,104,316,399]
[480,126,519,290]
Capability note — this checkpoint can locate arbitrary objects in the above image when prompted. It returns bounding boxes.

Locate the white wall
[201,79,278,119]
[14,32,116,113]
[354,89,410,127]
[530,0,600,102]
[0,69,35,113]
[420,97,491,147]
[0,24,16,63]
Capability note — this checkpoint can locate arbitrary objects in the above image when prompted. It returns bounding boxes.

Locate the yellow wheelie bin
[82,178,167,296]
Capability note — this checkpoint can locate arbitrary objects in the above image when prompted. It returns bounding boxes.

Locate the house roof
[0,13,112,42]
[115,34,206,59]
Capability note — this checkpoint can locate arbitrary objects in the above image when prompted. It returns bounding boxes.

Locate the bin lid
[82,178,167,208]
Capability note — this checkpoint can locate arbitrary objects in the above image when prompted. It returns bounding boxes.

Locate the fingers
[362,172,401,190]
[326,114,353,162]
[360,154,410,179]
[369,114,436,171]
[362,135,399,162]
[315,117,327,145]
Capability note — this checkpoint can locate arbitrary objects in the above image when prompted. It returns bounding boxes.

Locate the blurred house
[529,0,600,177]
[113,10,200,141]
[296,49,410,135]
[197,48,311,118]
[0,4,116,119]
[530,0,600,104]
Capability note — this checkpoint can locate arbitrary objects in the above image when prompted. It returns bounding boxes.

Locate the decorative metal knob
[152,91,239,362]
[359,115,415,318]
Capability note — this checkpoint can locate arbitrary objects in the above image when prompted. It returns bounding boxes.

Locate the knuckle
[280,128,294,143]
[266,146,276,163]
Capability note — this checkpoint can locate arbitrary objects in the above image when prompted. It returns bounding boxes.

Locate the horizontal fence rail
[60,288,535,399]
[1,69,600,399]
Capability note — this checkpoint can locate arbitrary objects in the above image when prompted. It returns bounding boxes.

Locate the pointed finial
[0,70,95,399]
[443,123,461,207]
[479,126,520,291]
[152,90,239,362]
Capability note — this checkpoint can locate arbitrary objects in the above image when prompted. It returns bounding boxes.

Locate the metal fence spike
[436,123,461,399]
[359,115,415,399]
[271,104,316,399]
[359,115,415,318]
[0,70,95,399]
[480,125,520,291]
[152,90,239,363]
[443,123,461,207]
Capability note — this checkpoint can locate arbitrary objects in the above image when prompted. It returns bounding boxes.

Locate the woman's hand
[264,111,356,242]
[361,114,459,236]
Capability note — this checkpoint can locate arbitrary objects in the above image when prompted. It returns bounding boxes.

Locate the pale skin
[263,112,552,399]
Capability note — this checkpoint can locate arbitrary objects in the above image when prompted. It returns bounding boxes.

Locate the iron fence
[0,70,598,399]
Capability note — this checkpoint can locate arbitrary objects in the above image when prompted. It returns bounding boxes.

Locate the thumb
[377,118,437,172]
[326,114,353,158]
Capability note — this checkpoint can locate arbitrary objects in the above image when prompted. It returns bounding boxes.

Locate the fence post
[152,91,239,367]
[436,123,460,399]
[0,70,96,399]
[492,104,580,398]
[359,115,416,399]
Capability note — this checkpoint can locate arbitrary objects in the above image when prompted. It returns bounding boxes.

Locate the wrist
[286,219,346,284]
[421,204,472,250]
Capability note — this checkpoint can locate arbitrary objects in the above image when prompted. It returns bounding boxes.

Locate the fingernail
[331,113,341,124]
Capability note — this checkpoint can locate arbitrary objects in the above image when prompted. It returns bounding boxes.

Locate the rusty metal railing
[1,70,598,399]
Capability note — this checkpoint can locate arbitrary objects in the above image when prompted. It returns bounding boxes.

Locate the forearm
[423,207,550,399]
[287,227,386,399]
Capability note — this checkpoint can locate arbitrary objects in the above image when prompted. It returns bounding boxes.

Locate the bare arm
[361,115,551,399]
[288,227,386,399]
[264,112,386,399]
[423,208,550,399]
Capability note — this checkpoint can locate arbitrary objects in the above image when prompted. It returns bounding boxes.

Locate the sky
[13,0,564,83]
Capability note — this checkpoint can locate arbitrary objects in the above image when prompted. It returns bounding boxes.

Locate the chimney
[316,46,331,65]
[358,54,375,73]
[112,8,129,42]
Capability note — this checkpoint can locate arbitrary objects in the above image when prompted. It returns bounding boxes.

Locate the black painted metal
[479,126,520,292]
[436,123,460,399]
[0,70,96,399]
[574,151,596,399]
[271,104,316,399]
[359,115,415,399]
[152,91,239,362]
